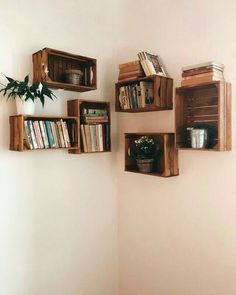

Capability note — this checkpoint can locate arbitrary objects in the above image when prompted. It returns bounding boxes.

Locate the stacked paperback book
[138,51,167,77]
[119,81,154,110]
[118,60,144,82]
[181,61,224,86]
[80,108,110,152]
[24,119,72,150]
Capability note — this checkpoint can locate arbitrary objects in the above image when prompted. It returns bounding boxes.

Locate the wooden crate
[115,75,173,112]
[175,81,231,151]
[9,115,79,152]
[67,99,111,154]
[33,48,97,92]
[125,133,179,177]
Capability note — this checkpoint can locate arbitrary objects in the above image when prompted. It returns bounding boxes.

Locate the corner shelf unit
[9,115,79,152]
[115,75,173,113]
[175,81,231,151]
[67,99,111,154]
[33,48,97,92]
[125,133,179,177]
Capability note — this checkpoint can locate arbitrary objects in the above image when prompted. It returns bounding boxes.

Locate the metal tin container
[190,129,208,148]
[64,69,83,85]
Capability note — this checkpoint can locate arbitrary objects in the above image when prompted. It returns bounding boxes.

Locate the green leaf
[24,75,29,84]
[5,75,14,83]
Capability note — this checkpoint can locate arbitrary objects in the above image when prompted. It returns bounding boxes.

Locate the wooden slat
[160,77,167,108]
[166,78,173,109]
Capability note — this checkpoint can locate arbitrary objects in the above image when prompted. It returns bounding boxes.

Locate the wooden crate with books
[67,99,111,154]
[115,75,173,112]
[9,115,79,151]
[175,81,231,151]
[125,133,179,177]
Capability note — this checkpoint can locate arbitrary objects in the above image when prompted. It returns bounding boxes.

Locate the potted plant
[0,74,56,115]
[134,135,157,173]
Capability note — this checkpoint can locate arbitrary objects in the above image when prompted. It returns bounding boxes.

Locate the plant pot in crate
[136,158,154,173]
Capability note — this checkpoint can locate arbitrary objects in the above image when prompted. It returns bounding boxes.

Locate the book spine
[56,121,65,148]
[45,121,55,148]
[144,52,156,75]
[50,121,59,148]
[138,52,150,76]
[119,60,140,69]
[98,124,104,151]
[24,121,33,149]
[119,64,143,74]
[59,119,68,148]
[54,122,62,148]
[119,70,143,77]
[39,121,49,148]
[182,72,224,80]
[84,125,92,152]
[80,124,88,152]
[89,125,97,152]
[181,76,224,86]
[105,124,110,151]
[27,121,38,149]
[63,121,71,148]
[33,121,43,148]
[182,68,214,77]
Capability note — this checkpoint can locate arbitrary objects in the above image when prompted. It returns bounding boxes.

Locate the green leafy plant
[134,136,157,159]
[0,74,56,106]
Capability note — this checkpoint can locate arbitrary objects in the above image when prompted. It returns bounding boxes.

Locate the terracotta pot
[136,158,154,173]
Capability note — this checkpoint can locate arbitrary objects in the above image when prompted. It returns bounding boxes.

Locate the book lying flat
[182,61,224,71]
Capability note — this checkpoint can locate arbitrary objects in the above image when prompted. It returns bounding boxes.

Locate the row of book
[81,124,110,152]
[24,119,72,150]
[81,108,109,124]
[118,60,144,82]
[119,81,154,110]
[138,51,167,77]
[181,61,224,87]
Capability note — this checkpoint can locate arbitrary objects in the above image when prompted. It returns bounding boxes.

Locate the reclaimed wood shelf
[125,133,179,177]
[33,48,97,92]
[67,99,111,154]
[115,75,173,112]
[9,115,79,152]
[175,81,231,151]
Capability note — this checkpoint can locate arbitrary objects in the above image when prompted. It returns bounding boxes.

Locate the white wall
[0,1,125,295]
[1,1,236,295]
[118,1,236,295]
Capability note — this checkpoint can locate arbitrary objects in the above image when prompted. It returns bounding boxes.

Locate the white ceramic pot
[16,97,35,115]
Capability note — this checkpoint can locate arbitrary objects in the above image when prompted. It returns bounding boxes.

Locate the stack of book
[24,119,72,150]
[119,81,154,110]
[80,108,110,152]
[81,108,109,124]
[80,124,110,152]
[181,61,224,87]
[118,60,144,82]
[138,51,167,77]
